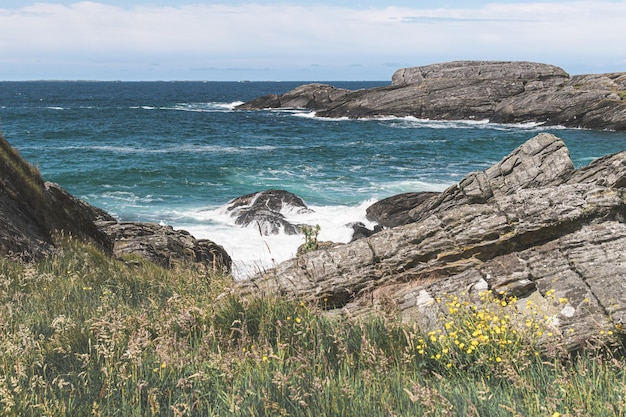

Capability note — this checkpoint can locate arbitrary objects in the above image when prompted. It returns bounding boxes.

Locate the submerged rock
[238,60,626,131]
[238,133,626,350]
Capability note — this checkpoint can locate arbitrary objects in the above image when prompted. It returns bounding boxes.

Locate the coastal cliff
[237,60,626,131]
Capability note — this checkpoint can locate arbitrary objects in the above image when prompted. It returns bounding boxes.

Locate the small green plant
[300,224,320,254]
[618,90,626,100]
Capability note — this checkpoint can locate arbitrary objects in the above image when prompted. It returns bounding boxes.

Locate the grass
[0,237,625,416]
[0,134,45,204]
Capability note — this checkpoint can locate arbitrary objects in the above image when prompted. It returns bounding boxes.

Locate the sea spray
[174,200,379,279]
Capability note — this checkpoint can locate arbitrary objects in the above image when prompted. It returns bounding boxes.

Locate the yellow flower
[295,317,302,324]
[552,412,561,417]
[559,297,568,304]
[262,356,268,361]
[160,362,166,369]
[495,357,502,363]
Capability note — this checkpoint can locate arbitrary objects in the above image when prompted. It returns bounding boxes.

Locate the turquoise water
[1,81,625,276]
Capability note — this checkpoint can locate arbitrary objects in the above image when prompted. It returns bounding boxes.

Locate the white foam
[131,102,244,113]
[288,112,562,131]
[171,199,379,280]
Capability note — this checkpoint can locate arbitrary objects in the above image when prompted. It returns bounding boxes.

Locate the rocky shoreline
[237,60,626,131]
[238,133,626,350]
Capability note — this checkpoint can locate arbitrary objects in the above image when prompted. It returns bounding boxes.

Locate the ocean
[1,81,625,277]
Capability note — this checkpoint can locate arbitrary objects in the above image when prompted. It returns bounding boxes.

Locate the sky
[1,0,625,81]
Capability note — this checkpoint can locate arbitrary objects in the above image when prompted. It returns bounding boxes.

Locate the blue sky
[1,1,625,81]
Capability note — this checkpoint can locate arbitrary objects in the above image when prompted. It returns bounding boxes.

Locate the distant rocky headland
[238,60,626,131]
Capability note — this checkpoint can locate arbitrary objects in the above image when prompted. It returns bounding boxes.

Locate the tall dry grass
[0,237,624,416]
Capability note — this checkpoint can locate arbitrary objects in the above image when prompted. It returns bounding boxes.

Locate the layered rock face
[238,60,626,131]
[238,133,626,349]
[0,134,231,273]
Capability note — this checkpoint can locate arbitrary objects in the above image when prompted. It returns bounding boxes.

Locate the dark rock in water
[237,83,351,111]
[237,133,626,350]
[0,133,232,273]
[225,189,313,235]
[238,60,626,131]
[366,192,439,228]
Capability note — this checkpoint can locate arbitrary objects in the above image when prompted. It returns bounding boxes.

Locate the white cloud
[0,1,624,79]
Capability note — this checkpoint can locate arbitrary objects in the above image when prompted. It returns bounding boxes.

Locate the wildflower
[552,412,561,417]
[495,357,502,363]
[160,362,166,369]
[262,356,268,362]
[295,317,302,324]
[558,297,568,304]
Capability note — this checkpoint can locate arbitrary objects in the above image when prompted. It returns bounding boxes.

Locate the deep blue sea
[1,81,625,277]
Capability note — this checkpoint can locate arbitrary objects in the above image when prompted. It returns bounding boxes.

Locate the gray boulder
[238,133,626,349]
[366,192,439,228]
[95,220,231,273]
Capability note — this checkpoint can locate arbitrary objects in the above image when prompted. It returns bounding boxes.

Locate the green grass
[0,237,625,416]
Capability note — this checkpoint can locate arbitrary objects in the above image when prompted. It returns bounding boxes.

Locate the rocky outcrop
[0,134,231,272]
[224,189,312,235]
[95,221,231,273]
[238,133,626,349]
[238,60,626,131]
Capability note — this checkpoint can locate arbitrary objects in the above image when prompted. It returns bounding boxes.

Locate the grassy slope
[0,237,624,416]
